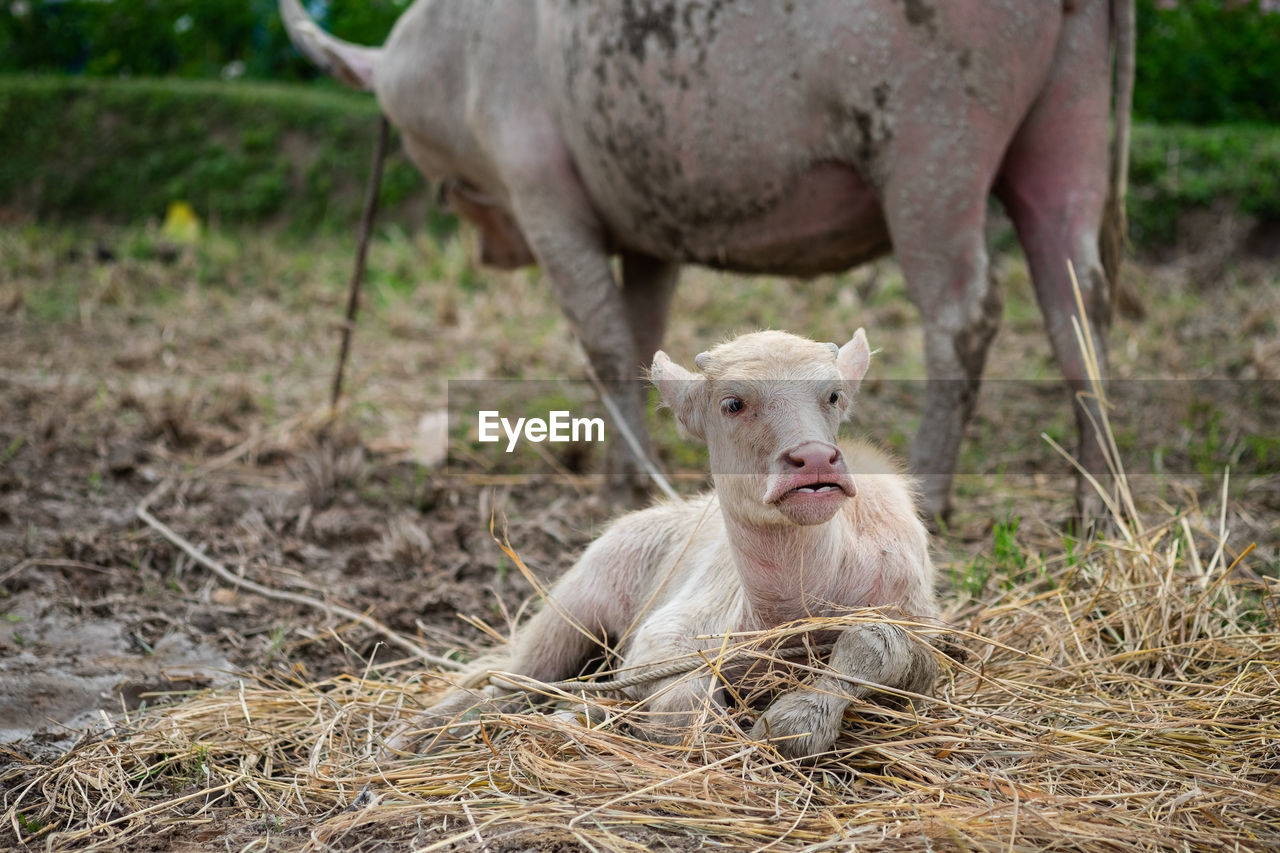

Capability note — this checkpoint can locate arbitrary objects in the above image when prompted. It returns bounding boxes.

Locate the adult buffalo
[281,0,1134,521]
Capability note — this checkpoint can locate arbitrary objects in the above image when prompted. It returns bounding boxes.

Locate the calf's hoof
[380,709,482,759]
[750,692,841,761]
[380,716,430,760]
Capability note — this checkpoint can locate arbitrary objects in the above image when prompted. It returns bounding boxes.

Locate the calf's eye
[829,391,842,406]
[721,396,744,415]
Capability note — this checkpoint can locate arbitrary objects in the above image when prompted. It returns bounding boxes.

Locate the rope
[483,642,834,696]
[577,348,680,502]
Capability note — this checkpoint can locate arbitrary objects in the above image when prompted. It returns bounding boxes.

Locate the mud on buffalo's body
[280,0,1134,519]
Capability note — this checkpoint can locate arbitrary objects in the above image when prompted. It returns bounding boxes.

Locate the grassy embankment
[3,74,1280,248]
[0,75,441,236]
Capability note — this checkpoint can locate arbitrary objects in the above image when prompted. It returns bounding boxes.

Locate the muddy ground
[0,219,1277,843]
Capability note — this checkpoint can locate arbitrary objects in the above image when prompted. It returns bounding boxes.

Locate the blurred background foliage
[2,0,1278,247]
[1,0,1278,124]
[0,0,407,82]
[1134,0,1280,124]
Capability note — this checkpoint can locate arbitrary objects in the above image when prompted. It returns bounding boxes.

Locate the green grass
[950,514,1037,601]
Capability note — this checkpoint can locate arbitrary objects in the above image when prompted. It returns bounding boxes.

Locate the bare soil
[1,222,1277,848]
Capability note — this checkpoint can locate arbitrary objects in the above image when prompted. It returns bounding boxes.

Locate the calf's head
[651,330,871,527]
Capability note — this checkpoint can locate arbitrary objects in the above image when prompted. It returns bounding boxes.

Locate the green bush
[0,0,405,81]
[1135,0,1280,125]
[1128,122,1280,246]
[4,0,1280,126]
[0,75,441,234]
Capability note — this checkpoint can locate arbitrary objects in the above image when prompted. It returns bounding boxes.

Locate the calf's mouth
[788,483,844,495]
[764,473,857,506]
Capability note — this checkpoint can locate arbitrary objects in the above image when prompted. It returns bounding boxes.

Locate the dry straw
[4,307,1279,851]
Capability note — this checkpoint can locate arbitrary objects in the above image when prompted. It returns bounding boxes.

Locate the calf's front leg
[750,623,938,760]
[622,670,737,746]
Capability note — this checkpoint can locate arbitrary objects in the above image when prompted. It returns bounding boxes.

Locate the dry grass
[2,224,1277,850]
[3,317,1278,852]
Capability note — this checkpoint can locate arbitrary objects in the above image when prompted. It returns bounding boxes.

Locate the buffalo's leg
[621,251,680,368]
[996,0,1115,526]
[499,120,655,500]
[885,194,1002,523]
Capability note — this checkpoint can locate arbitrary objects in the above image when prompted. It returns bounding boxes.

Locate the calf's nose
[783,442,843,473]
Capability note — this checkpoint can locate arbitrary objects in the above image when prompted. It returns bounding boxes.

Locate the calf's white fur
[400,330,939,758]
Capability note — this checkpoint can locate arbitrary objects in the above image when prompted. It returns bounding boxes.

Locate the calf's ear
[650,351,708,441]
[837,328,872,397]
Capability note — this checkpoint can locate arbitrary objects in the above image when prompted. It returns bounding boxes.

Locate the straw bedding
[4,482,1276,852]
[3,389,1278,851]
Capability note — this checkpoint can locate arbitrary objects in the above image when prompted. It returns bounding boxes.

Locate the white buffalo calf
[400,330,939,758]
